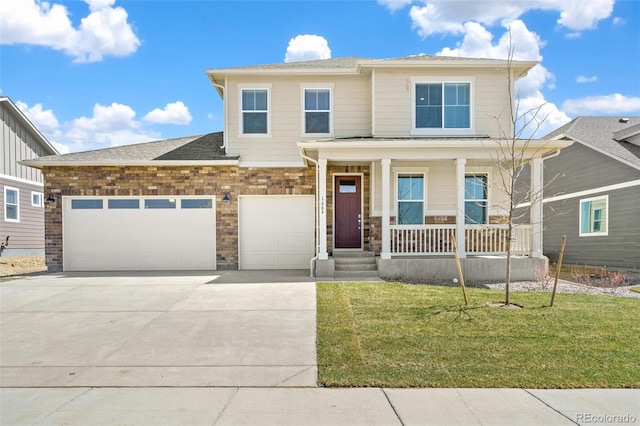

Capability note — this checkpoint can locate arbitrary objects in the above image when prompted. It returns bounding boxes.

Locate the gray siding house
[542,116,640,269]
[1,97,59,256]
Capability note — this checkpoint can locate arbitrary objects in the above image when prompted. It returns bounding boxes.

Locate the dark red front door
[335,176,361,248]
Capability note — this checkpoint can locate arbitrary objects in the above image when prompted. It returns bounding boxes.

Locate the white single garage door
[63,196,216,271]
[239,195,314,269]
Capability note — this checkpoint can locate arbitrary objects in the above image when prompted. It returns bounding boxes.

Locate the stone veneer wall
[43,165,315,271]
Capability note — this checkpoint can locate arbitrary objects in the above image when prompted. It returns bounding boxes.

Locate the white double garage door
[63,195,314,271]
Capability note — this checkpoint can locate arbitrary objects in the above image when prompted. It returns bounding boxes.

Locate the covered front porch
[299,138,566,281]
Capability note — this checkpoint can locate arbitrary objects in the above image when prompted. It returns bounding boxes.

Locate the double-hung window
[241,88,269,134]
[4,186,19,222]
[397,174,424,224]
[303,88,331,134]
[465,175,488,224]
[414,81,471,131]
[579,196,608,236]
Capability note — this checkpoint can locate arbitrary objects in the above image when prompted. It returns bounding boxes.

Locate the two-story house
[23,56,571,280]
[1,97,59,257]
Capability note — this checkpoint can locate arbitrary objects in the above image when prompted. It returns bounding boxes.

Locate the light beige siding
[373,68,512,138]
[226,75,371,163]
[371,160,510,218]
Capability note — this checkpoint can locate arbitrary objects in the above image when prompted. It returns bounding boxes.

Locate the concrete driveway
[0,270,317,387]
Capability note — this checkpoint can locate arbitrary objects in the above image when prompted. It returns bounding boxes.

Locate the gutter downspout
[211,79,227,151]
[299,147,320,278]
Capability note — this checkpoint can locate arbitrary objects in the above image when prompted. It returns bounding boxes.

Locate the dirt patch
[0,256,47,278]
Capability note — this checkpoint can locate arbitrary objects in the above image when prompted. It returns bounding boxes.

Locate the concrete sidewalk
[2,387,638,425]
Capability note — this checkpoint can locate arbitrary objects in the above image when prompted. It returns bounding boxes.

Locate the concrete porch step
[332,251,376,258]
[335,263,377,272]
[334,257,377,266]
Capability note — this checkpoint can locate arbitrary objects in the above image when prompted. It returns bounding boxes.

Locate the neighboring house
[1,97,59,256]
[541,116,640,269]
[22,56,571,279]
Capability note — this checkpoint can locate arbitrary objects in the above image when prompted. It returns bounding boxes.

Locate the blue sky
[1,0,639,154]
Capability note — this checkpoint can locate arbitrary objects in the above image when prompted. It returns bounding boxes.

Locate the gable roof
[0,96,59,156]
[544,116,640,170]
[21,132,238,168]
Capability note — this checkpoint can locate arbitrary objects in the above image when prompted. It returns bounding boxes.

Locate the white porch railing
[390,224,533,256]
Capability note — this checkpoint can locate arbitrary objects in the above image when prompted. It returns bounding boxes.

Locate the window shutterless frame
[238,84,271,136]
[4,186,19,222]
[464,174,488,224]
[579,195,608,236]
[411,77,474,135]
[302,87,333,135]
[396,173,425,225]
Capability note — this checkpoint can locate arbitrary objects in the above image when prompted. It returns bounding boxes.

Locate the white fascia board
[19,159,240,169]
[299,139,572,163]
[0,97,59,155]
[238,160,308,168]
[298,138,572,151]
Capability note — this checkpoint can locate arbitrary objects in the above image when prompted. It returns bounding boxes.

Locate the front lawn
[317,282,640,388]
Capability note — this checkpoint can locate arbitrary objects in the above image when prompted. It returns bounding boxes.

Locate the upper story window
[4,186,19,222]
[241,88,269,135]
[303,88,332,134]
[579,196,608,236]
[465,174,487,224]
[412,79,472,134]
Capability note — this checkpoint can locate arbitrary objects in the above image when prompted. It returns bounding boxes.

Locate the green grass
[317,282,640,388]
[631,286,640,294]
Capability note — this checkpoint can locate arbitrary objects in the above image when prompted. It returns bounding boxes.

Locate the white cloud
[613,17,626,25]
[284,35,331,63]
[143,101,192,125]
[16,101,61,138]
[562,94,640,115]
[435,20,570,138]
[17,100,163,153]
[0,0,140,62]
[382,0,614,38]
[576,75,598,83]
[377,0,413,12]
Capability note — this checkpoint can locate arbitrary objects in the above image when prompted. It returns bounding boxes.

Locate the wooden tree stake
[550,235,567,307]
[451,234,469,306]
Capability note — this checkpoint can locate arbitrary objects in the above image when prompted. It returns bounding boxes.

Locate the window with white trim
[465,175,488,224]
[397,174,424,224]
[414,81,471,130]
[4,186,19,221]
[32,191,44,208]
[241,88,269,134]
[579,196,608,236]
[303,88,331,134]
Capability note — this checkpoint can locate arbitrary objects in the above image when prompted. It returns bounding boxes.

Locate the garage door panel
[239,196,314,270]
[64,197,216,271]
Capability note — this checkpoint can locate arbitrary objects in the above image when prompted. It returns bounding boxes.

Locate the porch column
[380,158,391,260]
[318,158,329,260]
[455,158,467,258]
[530,157,543,258]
